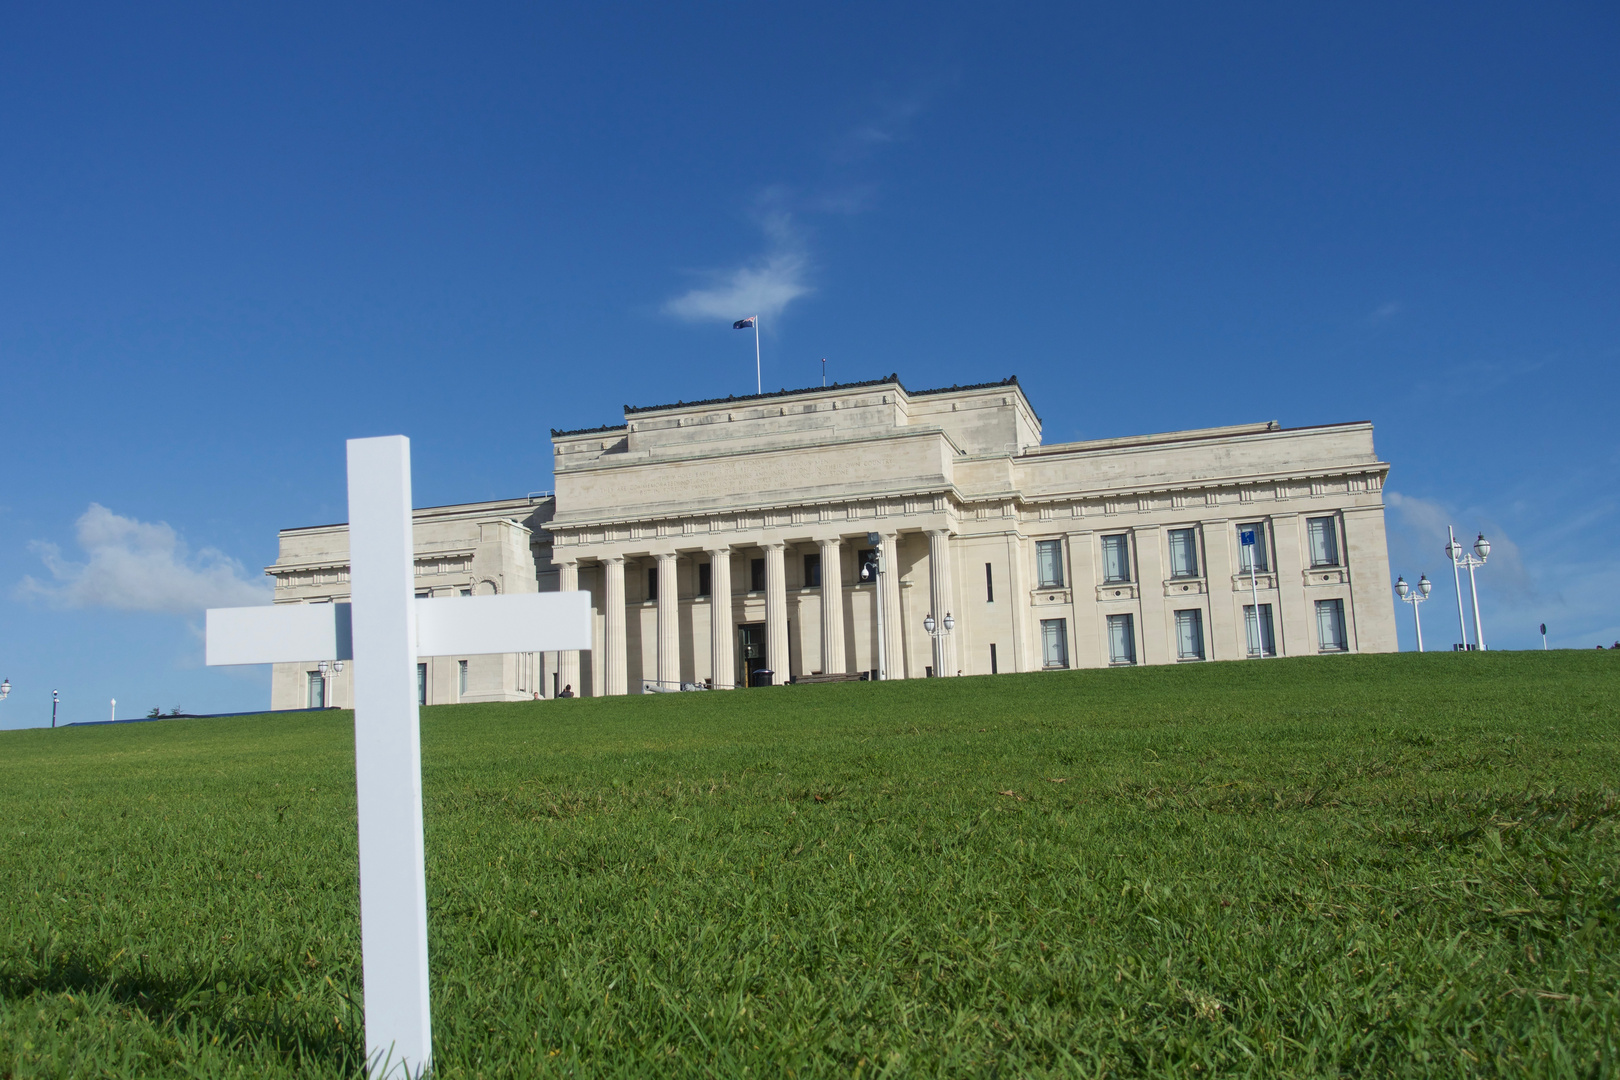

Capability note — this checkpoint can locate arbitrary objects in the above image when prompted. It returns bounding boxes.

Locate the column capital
[601,554,625,566]
[817,536,845,549]
[555,557,580,569]
[925,527,953,539]
[655,551,679,563]
[761,540,787,551]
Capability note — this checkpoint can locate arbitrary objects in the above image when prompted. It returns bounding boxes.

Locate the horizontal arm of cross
[205,592,592,666]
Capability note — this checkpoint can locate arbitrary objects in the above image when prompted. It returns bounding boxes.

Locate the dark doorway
[738,623,769,687]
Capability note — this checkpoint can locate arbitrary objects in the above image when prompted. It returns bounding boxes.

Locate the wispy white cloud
[19,504,271,614]
[1367,301,1402,323]
[662,210,812,323]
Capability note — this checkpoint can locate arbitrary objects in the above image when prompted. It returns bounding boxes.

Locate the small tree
[147,707,162,718]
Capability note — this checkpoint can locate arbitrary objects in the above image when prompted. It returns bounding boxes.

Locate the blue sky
[2,3,1616,727]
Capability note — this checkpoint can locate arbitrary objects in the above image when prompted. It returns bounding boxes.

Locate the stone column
[1201,520,1237,661]
[817,537,846,673]
[656,552,679,689]
[1342,505,1398,653]
[1135,525,1168,666]
[556,559,582,696]
[707,547,734,687]
[763,542,788,684]
[926,530,959,676]
[602,556,628,695]
[1066,531,1099,667]
[1270,513,1308,656]
[879,531,905,678]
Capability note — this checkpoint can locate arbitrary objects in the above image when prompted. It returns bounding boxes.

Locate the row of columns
[557,532,956,695]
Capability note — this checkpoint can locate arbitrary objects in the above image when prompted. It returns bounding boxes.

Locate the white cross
[205,436,591,1080]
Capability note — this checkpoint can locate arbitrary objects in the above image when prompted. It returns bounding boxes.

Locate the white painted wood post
[347,435,433,1078]
[205,435,593,1079]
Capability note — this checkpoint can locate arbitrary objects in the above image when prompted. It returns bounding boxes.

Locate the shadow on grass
[0,949,366,1076]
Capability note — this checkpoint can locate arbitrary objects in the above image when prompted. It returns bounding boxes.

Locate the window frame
[1101,533,1132,584]
[1040,617,1070,669]
[803,553,821,588]
[1236,522,1270,573]
[1107,613,1137,665]
[697,561,712,597]
[1243,603,1277,657]
[1035,539,1065,588]
[1307,516,1341,568]
[985,562,994,603]
[646,566,658,601]
[458,659,469,697]
[307,671,325,709]
[1316,598,1348,652]
[1167,527,1200,579]
[750,558,766,592]
[1174,608,1205,661]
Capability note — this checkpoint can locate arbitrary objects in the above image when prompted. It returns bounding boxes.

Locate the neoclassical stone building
[267,375,1396,709]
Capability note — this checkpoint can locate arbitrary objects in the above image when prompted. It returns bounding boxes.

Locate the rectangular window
[750,558,766,592]
[697,562,712,597]
[1168,528,1199,578]
[1107,614,1137,665]
[1243,604,1277,657]
[1174,609,1205,660]
[1102,534,1131,583]
[857,549,877,583]
[417,663,427,706]
[803,553,821,588]
[307,671,325,709]
[459,587,472,597]
[1316,598,1348,651]
[1040,618,1069,668]
[985,562,994,603]
[646,567,658,601]
[1308,517,1340,568]
[989,642,998,674]
[458,659,469,697]
[415,589,431,599]
[1036,540,1065,588]
[1237,523,1269,573]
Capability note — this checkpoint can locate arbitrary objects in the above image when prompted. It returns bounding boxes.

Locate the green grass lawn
[1,651,1617,1078]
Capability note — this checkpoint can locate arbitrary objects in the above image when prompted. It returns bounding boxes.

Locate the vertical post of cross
[347,436,433,1078]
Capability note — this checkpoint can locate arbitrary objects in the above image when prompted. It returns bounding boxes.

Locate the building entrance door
[737,623,769,687]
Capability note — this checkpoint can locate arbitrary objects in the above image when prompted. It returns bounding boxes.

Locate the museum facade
[267,375,1397,709]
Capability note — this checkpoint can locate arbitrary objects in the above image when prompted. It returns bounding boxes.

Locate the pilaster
[818,538,847,673]
[603,556,627,695]
[707,547,735,687]
[763,542,788,684]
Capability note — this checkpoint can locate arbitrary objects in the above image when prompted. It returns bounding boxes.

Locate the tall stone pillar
[656,552,679,689]
[817,537,846,673]
[603,556,628,695]
[1270,513,1309,656]
[556,559,582,695]
[763,542,788,685]
[879,531,905,679]
[926,530,959,676]
[707,547,734,688]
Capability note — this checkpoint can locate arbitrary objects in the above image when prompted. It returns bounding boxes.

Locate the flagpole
[754,317,761,395]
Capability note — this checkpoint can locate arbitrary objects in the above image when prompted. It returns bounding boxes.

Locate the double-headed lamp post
[923,612,955,676]
[317,659,345,707]
[1393,574,1433,652]
[0,678,10,702]
[1445,527,1491,651]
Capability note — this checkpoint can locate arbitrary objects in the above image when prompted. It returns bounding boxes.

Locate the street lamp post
[1445,527,1491,651]
[317,659,345,708]
[51,689,59,729]
[1394,574,1433,652]
[859,532,887,681]
[0,678,10,702]
[923,611,955,676]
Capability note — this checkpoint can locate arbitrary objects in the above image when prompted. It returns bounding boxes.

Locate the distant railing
[526,490,554,502]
